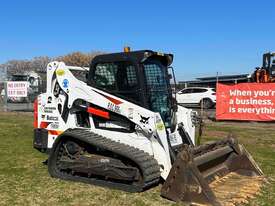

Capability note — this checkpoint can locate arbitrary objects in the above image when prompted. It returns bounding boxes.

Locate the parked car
[176,87,216,109]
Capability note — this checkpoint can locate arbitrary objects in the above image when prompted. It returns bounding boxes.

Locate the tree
[1,51,103,77]
[4,60,32,76]
[56,51,102,67]
[31,56,52,73]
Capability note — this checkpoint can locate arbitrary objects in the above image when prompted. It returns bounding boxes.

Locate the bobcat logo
[140,115,150,124]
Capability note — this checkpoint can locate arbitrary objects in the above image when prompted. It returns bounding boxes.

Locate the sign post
[3,82,7,112]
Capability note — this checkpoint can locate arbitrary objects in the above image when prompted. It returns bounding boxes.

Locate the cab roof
[91,50,173,67]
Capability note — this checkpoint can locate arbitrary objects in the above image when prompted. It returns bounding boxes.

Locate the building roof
[179,73,250,84]
[196,74,250,81]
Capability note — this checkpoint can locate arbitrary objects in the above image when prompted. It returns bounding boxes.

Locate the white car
[176,87,216,109]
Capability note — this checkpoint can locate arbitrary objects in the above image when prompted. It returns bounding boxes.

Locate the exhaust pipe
[161,138,264,206]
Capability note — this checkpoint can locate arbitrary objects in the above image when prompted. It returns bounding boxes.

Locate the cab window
[93,62,140,103]
[94,63,118,90]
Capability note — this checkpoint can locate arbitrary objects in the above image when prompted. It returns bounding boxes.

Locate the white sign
[7,81,28,97]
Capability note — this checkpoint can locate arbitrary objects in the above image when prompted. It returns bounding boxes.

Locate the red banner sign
[216,83,275,121]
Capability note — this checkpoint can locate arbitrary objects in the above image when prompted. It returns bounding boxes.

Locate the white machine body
[35,61,196,179]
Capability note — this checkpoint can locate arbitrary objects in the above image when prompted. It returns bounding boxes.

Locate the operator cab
[87,50,175,126]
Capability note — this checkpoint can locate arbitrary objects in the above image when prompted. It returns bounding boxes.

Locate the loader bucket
[161,138,264,206]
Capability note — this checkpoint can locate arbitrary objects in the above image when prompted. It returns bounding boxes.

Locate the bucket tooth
[161,138,264,206]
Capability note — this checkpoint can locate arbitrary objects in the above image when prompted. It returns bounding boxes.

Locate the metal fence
[0,80,46,112]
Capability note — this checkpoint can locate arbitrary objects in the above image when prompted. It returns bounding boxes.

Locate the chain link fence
[0,80,46,112]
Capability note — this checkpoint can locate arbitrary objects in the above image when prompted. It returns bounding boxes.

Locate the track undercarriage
[48,129,160,192]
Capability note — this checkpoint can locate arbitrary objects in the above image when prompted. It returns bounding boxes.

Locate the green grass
[0,112,274,206]
[202,121,275,206]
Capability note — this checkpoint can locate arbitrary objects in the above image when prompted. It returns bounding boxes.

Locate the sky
[0,0,274,80]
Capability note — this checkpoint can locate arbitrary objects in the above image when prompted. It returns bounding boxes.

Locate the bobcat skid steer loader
[33,49,264,206]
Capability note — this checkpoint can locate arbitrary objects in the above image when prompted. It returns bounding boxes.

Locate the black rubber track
[48,128,160,192]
